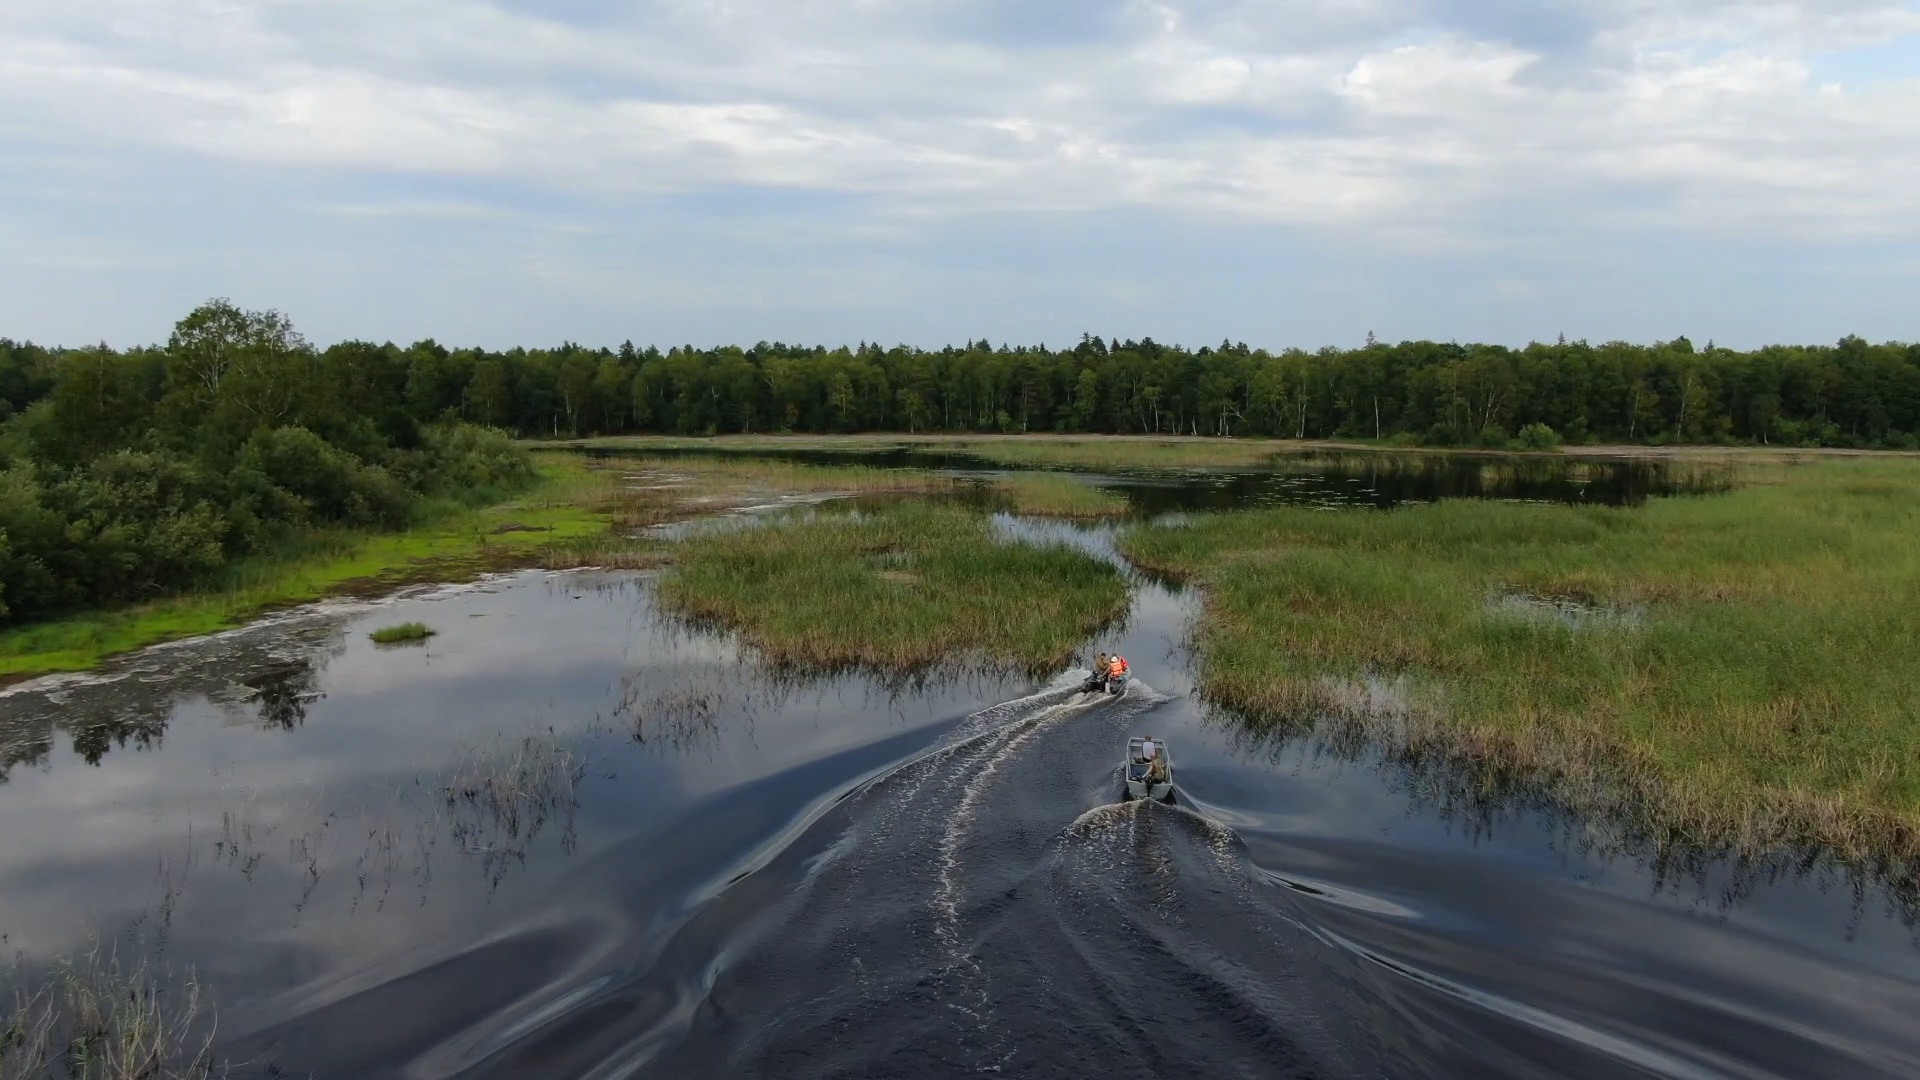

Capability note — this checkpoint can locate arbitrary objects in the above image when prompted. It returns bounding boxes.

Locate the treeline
[3,302,1916,617]
[14,322,1914,451]
[0,301,531,626]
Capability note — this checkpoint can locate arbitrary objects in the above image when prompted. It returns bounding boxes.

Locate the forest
[10,313,1919,452]
[2,299,1917,627]
[12,316,1913,452]
[0,301,531,627]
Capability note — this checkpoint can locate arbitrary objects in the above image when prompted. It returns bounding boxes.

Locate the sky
[1,0,1917,351]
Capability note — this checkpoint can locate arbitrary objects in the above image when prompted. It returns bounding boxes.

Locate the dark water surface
[585,443,1730,512]
[2,509,1915,1079]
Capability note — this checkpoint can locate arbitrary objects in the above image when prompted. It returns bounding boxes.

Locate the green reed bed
[994,473,1129,519]
[1119,457,1920,864]
[369,622,436,644]
[654,503,1129,677]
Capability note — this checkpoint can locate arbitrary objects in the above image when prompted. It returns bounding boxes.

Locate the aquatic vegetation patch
[1118,456,1920,865]
[0,941,222,1080]
[443,729,591,884]
[993,473,1129,519]
[654,503,1130,678]
[368,622,436,644]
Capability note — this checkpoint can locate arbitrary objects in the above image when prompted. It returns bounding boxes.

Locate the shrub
[1515,422,1563,451]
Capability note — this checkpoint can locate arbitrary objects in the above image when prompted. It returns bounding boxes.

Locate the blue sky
[2,0,1916,351]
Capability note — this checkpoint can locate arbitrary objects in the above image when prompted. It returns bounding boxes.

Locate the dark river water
[1,467,1914,1079]
[586,443,1733,513]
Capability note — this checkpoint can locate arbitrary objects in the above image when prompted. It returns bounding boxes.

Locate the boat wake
[219,669,1920,1080]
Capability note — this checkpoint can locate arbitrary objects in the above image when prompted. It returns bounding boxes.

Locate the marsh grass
[0,452,953,679]
[994,474,1129,519]
[369,622,435,644]
[1,942,222,1080]
[1119,457,1920,864]
[655,502,1130,677]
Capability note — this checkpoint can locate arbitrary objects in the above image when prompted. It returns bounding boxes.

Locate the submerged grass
[655,502,1130,677]
[993,473,1129,519]
[1118,456,1920,865]
[444,728,590,884]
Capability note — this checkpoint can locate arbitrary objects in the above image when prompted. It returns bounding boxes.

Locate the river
[0,457,1914,1078]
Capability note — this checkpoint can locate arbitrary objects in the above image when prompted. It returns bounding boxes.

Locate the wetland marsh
[4,441,1919,1079]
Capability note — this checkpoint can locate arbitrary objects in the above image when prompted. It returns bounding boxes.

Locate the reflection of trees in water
[0,626,346,780]
[237,659,328,731]
[66,699,174,766]
[0,723,53,783]
[1207,705,1920,940]
[0,693,176,781]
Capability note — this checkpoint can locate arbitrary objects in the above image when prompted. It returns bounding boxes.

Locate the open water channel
[1,454,1915,1078]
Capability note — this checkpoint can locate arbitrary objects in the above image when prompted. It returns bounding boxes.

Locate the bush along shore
[1118,456,1920,872]
[653,501,1130,679]
[0,299,547,678]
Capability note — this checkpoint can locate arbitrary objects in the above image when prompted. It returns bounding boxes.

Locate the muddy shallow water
[2,499,1916,1077]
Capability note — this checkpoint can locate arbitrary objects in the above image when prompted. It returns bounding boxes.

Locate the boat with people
[1123,734,1173,802]
[1082,651,1130,696]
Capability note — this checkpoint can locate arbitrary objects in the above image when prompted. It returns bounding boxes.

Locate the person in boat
[1088,652,1110,693]
[1106,653,1129,691]
[1140,734,1167,785]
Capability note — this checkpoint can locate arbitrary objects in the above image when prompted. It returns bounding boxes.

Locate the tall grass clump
[1119,457,1920,864]
[369,622,435,644]
[1,943,222,1080]
[655,502,1129,677]
[995,474,1129,519]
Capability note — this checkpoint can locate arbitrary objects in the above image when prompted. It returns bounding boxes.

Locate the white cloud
[0,0,1916,251]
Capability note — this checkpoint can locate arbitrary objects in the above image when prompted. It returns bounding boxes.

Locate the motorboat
[1123,735,1173,802]
[1081,668,1128,696]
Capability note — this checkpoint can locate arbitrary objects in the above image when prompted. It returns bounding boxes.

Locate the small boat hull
[1124,778,1174,802]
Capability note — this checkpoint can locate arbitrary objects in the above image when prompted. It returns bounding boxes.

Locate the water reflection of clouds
[0,567,1037,966]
